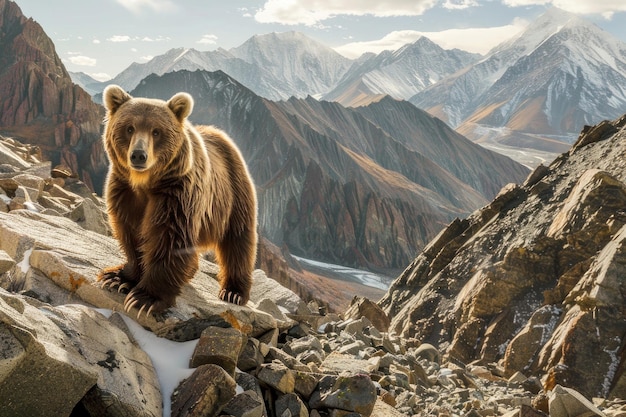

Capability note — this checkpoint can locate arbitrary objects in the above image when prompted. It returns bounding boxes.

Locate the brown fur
[98,85,257,312]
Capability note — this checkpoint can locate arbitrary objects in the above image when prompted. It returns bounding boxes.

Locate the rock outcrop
[380,115,626,401]
[0,0,106,191]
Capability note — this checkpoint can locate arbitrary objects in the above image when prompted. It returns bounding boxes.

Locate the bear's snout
[130,149,148,167]
[128,137,152,171]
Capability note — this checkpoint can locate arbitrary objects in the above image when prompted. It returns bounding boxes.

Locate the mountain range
[129,69,529,271]
[74,7,626,167]
[411,7,626,164]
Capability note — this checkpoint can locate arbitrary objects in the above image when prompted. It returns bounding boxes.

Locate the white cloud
[89,72,113,82]
[334,19,528,58]
[93,39,101,44]
[115,0,177,14]
[108,35,131,42]
[502,0,626,17]
[139,55,154,62]
[197,34,218,45]
[442,0,479,10]
[255,0,438,25]
[67,55,97,67]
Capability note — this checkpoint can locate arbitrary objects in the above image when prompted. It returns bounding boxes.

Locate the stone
[13,174,44,198]
[267,346,309,372]
[414,343,441,363]
[320,352,379,375]
[222,390,265,417]
[343,297,390,332]
[548,384,606,417]
[171,364,236,417]
[68,197,111,235]
[238,337,265,372]
[189,325,245,376]
[276,393,309,417]
[309,374,377,416]
[257,362,296,394]
[0,250,15,274]
[294,370,321,400]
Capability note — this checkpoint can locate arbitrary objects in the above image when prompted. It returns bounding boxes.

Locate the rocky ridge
[0,0,107,192]
[380,115,626,403]
[1,133,626,416]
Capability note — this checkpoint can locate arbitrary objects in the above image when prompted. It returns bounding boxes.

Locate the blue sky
[14,0,626,81]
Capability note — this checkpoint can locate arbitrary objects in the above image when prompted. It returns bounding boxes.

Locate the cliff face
[0,0,106,191]
[380,116,626,400]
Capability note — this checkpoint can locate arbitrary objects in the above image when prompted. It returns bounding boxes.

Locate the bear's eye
[126,126,134,135]
[152,129,160,138]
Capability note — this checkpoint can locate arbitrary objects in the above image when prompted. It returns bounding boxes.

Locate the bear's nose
[130,150,147,165]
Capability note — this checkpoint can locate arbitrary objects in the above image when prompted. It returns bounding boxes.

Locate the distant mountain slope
[411,8,626,160]
[130,69,529,271]
[324,37,480,107]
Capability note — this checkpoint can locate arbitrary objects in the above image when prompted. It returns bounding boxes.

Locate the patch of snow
[602,336,621,397]
[18,247,33,274]
[23,202,39,212]
[293,256,391,290]
[117,313,198,417]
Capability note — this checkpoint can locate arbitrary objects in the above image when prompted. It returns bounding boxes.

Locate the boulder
[171,364,236,417]
[0,290,161,417]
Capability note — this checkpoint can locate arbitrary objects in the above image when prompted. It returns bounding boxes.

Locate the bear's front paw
[219,289,246,306]
[124,288,173,318]
[98,265,135,294]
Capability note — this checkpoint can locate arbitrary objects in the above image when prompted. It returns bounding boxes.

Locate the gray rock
[171,364,236,417]
[309,374,377,416]
[189,325,245,376]
[548,384,607,417]
[238,337,265,372]
[68,197,111,235]
[257,362,296,394]
[276,393,309,417]
[222,390,265,417]
[0,250,15,274]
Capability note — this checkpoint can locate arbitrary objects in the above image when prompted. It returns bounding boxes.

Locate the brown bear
[98,84,257,315]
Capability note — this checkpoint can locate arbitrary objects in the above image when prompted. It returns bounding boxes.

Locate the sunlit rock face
[380,115,626,399]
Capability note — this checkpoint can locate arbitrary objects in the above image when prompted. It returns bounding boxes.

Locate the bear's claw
[98,267,135,294]
[219,289,244,306]
[124,288,168,318]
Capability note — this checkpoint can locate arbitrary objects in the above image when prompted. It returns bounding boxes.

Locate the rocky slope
[129,69,529,272]
[380,115,626,401]
[0,0,107,192]
[2,135,626,417]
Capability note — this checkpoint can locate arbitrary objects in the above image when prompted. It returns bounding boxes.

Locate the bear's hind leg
[215,226,256,306]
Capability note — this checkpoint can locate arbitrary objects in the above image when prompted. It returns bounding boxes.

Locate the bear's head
[102,85,194,187]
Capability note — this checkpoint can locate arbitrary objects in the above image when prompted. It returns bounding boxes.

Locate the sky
[13,0,626,82]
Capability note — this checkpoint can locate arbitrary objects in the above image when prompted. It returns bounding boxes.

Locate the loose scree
[98,85,258,315]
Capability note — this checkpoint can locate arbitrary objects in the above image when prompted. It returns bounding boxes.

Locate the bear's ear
[103,85,132,115]
[167,92,194,123]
